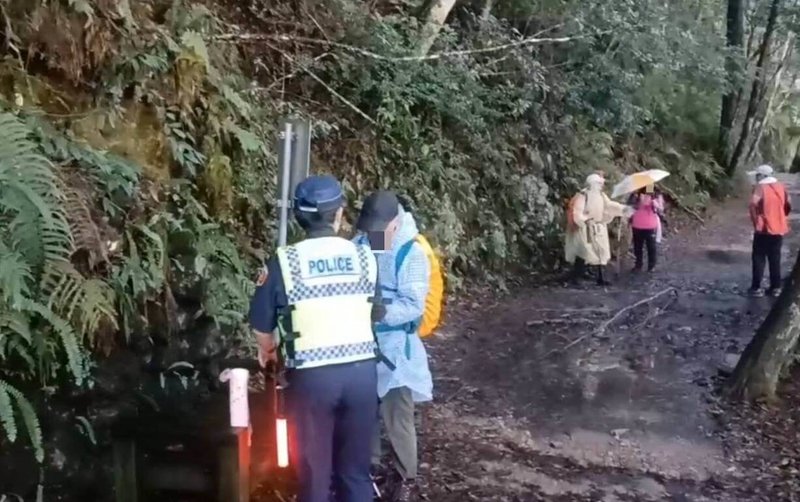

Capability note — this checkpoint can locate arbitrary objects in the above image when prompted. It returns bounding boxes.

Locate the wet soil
[416,175,800,501]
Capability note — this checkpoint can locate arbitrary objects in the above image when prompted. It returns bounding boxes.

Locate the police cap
[357,190,400,232]
[294,175,344,213]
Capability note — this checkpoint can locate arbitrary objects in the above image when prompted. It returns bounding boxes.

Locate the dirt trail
[420,176,800,502]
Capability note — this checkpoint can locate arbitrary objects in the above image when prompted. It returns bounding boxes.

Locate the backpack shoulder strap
[394,236,418,275]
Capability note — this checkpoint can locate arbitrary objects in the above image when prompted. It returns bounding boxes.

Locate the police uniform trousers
[286,360,378,502]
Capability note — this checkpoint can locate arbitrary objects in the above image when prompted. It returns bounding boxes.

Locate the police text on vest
[305,255,357,278]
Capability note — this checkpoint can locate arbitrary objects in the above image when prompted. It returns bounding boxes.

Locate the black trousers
[286,360,378,502]
[632,228,657,271]
[752,232,783,291]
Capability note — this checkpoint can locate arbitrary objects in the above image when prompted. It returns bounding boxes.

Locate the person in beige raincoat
[565,173,632,285]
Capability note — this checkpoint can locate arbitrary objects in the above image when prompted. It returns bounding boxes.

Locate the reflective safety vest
[754,182,789,236]
[276,237,378,369]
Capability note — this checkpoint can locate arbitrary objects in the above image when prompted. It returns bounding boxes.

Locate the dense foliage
[0,0,797,492]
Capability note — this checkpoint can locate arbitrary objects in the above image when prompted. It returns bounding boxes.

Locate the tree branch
[214,31,594,62]
[249,52,333,93]
[262,43,378,126]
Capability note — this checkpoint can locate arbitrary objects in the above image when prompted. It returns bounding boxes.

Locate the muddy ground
[416,175,800,502]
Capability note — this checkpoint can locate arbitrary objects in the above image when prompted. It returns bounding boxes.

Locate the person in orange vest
[748,164,791,297]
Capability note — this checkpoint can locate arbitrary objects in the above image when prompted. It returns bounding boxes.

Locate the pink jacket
[630,194,662,230]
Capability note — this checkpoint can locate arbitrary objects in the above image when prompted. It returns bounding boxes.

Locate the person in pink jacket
[628,185,664,272]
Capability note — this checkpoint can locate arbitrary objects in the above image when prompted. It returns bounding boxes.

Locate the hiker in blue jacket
[354,190,432,501]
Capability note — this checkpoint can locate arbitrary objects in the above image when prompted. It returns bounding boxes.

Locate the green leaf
[228,124,262,153]
[68,0,95,17]
[180,30,210,69]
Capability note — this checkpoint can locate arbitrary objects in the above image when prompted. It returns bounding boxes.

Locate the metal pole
[278,122,293,248]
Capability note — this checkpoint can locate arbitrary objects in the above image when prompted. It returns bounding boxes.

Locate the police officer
[249,175,379,502]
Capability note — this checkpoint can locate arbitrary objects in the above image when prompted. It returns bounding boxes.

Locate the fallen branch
[443,384,467,403]
[594,287,676,337]
[661,186,705,223]
[526,318,594,327]
[215,31,598,62]
[526,307,610,314]
[632,296,677,331]
[539,287,676,359]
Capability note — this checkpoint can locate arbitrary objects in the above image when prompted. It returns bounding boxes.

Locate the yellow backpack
[395,234,445,338]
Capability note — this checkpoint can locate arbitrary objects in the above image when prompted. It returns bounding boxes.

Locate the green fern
[18,300,87,385]
[0,246,33,309]
[42,262,118,344]
[0,382,16,442]
[0,112,97,389]
[0,309,33,347]
[0,379,43,463]
[0,114,73,270]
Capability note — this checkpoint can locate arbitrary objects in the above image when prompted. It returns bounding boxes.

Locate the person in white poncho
[565,173,633,285]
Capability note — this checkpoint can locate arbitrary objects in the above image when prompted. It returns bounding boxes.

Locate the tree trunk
[719,0,746,166]
[786,136,800,172]
[728,250,800,401]
[746,33,795,163]
[793,142,800,172]
[480,0,493,21]
[417,0,458,57]
[726,0,782,176]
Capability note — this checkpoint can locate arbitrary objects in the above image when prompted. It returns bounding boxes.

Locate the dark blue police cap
[294,175,344,213]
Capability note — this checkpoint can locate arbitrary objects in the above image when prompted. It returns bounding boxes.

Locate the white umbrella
[611,169,670,199]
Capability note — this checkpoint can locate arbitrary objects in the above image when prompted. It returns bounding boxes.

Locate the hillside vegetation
[0,0,798,497]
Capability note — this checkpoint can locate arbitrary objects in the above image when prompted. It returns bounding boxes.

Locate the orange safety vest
[753,182,789,235]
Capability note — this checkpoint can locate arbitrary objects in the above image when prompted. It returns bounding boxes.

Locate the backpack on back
[565,192,586,232]
[395,234,445,338]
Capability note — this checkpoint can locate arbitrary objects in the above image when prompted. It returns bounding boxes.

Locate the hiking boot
[596,267,611,286]
[392,480,417,502]
[748,288,765,298]
[768,288,782,298]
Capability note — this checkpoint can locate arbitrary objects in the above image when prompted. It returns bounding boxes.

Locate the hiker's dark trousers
[632,228,657,271]
[752,232,783,291]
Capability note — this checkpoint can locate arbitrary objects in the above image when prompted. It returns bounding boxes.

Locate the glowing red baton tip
[276,417,289,468]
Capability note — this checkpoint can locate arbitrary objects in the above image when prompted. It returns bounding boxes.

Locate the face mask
[367,231,388,252]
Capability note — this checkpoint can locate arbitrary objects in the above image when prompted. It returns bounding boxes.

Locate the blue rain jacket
[355,207,433,402]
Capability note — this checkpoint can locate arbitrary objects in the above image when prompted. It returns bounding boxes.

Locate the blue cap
[293,175,344,213]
